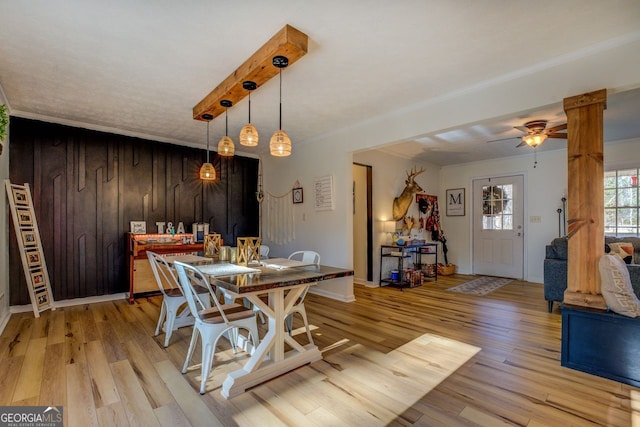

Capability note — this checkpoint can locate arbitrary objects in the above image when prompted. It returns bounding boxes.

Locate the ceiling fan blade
[516,140,527,148]
[545,123,567,134]
[514,126,528,133]
[487,136,519,144]
[546,133,567,139]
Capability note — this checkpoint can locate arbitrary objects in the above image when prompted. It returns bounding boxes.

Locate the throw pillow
[608,242,634,264]
[598,254,640,318]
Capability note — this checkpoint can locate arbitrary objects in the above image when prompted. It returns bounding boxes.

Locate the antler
[407,165,426,180]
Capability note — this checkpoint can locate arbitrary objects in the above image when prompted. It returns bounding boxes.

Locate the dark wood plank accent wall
[8,118,258,305]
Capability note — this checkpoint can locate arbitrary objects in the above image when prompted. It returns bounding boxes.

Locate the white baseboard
[526,275,544,284]
[353,278,377,288]
[309,287,356,303]
[0,310,10,336]
[10,292,129,314]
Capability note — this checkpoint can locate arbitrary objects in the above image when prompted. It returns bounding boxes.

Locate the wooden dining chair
[285,251,321,344]
[236,237,261,265]
[173,261,260,394]
[147,251,211,347]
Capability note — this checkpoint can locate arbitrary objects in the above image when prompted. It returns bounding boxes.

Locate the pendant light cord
[206,121,210,162]
[248,92,251,123]
[279,68,282,129]
[225,108,229,136]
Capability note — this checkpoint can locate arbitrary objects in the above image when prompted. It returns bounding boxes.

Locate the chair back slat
[260,245,270,258]
[173,261,230,324]
[288,250,320,266]
[287,250,320,304]
[148,251,181,296]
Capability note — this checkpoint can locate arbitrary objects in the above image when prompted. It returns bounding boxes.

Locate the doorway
[472,175,524,279]
[353,163,373,284]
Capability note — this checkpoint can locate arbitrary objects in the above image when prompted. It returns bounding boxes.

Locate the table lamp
[383,220,397,243]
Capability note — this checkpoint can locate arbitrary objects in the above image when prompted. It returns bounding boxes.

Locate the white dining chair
[147,251,211,348]
[259,244,270,258]
[285,251,320,344]
[173,261,260,395]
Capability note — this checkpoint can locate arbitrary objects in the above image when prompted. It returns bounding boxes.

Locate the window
[604,168,639,236]
[482,184,513,230]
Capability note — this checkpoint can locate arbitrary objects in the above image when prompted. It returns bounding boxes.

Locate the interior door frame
[471,173,527,280]
[354,162,373,282]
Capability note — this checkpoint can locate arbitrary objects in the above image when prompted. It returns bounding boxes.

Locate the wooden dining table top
[165,254,353,295]
[204,263,353,295]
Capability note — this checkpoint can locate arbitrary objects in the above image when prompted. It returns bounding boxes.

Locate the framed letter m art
[446,188,465,216]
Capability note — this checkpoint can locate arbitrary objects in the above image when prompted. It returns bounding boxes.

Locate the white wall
[438,138,640,283]
[262,36,640,295]
[440,149,566,283]
[605,138,640,168]
[353,150,440,284]
[261,138,355,302]
[0,91,10,333]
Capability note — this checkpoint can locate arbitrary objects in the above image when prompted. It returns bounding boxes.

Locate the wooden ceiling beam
[193,25,308,121]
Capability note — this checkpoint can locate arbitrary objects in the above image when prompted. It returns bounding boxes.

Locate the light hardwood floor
[1,274,639,426]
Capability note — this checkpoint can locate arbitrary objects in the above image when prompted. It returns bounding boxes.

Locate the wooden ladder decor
[4,180,55,317]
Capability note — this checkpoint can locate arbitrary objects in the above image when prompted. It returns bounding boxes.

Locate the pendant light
[239,81,259,147]
[270,55,292,157]
[199,113,216,181]
[218,100,235,157]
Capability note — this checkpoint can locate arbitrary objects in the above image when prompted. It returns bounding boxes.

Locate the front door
[472,175,524,279]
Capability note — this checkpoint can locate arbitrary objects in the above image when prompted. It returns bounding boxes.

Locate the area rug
[446,276,513,296]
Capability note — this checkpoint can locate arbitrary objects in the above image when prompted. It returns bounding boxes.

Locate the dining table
[194,258,354,399]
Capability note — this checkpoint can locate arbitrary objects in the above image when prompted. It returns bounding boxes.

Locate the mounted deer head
[392,166,425,220]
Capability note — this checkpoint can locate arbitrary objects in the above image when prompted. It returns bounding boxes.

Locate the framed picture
[130,221,146,234]
[292,187,304,204]
[27,251,41,267]
[446,188,465,216]
[36,289,50,308]
[21,230,37,246]
[17,209,33,226]
[314,175,335,211]
[12,188,29,206]
[31,271,45,288]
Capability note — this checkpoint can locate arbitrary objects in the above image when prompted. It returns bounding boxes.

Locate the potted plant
[0,104,8,155]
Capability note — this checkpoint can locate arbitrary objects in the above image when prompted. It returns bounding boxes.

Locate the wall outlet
[530,215,542,223]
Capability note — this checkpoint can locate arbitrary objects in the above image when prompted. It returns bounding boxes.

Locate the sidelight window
[605,168,639,236]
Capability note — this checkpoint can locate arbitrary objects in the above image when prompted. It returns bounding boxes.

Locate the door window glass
[482,184,513,230]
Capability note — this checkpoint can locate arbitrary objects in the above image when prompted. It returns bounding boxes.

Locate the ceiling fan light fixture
[239,81,259,147]
[199,113,216,181]
[522,133,547,148]
[270,55,292,157]
[218,100,235,157]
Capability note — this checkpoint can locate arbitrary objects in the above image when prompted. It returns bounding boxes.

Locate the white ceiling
[1,1,639,166]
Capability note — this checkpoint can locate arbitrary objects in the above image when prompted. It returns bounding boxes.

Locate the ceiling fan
[488,119,567,148]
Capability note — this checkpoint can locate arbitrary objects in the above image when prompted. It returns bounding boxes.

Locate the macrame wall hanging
[264,189,295,244]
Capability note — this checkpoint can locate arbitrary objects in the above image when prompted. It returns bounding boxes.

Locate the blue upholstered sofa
[543,237,640,312]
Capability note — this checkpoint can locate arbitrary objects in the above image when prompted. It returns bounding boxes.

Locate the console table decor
[379,242,437,290]
[126,232,206,303]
